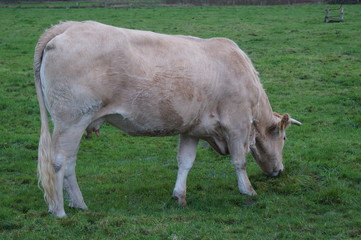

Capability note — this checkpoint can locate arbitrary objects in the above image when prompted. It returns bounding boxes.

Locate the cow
[34,21,301,218]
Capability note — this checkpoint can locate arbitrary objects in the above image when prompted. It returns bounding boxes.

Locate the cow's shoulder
[206,37,239,50]
[204,38,250,69]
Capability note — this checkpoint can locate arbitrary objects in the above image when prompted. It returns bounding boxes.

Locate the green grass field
[1,3,360,239]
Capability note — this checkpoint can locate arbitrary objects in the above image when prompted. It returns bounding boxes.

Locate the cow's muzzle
[270,169,283,178]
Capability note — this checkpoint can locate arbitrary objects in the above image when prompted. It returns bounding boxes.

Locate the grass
[0,1,164,9]
[0,3,360,239]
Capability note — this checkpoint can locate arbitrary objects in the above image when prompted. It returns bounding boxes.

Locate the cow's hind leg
[64,155,88,210]
[172,134,199,206]
[50,123,88,217]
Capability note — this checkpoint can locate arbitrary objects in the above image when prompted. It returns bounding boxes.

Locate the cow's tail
[34,21,75,211]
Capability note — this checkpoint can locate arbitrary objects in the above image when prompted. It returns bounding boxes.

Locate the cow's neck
[253,88,275,135]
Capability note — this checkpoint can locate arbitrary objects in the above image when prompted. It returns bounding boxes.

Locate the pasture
[0,3,360,239]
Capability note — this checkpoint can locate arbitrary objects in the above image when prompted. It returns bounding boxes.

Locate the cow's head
[250,113,301,177]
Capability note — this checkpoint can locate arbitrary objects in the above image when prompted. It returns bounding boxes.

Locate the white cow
[34,21,301,217]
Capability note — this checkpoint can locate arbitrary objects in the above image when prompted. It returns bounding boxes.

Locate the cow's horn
[290,118,302,126]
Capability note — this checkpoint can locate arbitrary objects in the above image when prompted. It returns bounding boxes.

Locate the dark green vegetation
[1,4,360,239]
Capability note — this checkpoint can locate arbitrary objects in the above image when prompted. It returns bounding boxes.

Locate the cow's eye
[283,136,287,140]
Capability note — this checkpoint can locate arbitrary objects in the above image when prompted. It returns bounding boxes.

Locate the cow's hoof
[248,190,257,196]
[172,193,187,207]
[240,188,257,196]
[48,209,67,218]
[69,203,88,211]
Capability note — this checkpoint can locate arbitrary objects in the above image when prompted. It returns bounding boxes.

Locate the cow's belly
[105,114,181,137]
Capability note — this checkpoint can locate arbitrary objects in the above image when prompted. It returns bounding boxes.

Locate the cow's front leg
[229,138,257,196]
[172,134,199,206]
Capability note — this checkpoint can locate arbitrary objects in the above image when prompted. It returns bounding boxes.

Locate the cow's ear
[278,114,291,132]
[273,112,302,134]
